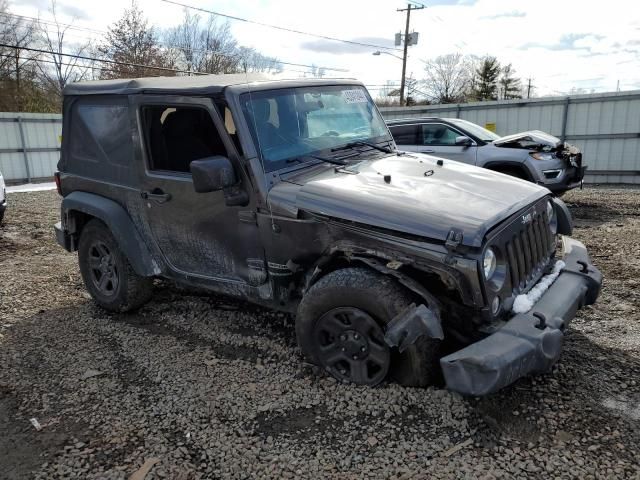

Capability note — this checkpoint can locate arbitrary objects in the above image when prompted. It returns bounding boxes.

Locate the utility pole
[15,50,21,112]
[397,3,424,106]
[526,78,533,99]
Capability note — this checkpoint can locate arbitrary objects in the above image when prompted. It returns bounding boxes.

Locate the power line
[0,52,325,79]
[0,12,107,36]
[0,12,349,73]
[0,43,211,75]
[0,52,128,77]
[160,0,400,52]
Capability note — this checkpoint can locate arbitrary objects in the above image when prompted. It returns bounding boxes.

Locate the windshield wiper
[331,140,394,154]
[286,153,347,166]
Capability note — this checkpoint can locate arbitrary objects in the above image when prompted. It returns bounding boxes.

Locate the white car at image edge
[0,170,6,223]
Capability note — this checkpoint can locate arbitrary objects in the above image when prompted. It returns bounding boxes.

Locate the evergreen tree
[499,63,522,99]
[474,56,500,101]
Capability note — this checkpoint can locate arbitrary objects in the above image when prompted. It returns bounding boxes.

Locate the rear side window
[67,97,134,184]
[140,105,228,174]
[389,124,418,145]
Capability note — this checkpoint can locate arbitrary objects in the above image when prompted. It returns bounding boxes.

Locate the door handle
[421,149,435,154]
[141,189,172,204]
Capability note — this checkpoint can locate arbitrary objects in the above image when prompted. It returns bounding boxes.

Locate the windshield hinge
[444,229,463,265]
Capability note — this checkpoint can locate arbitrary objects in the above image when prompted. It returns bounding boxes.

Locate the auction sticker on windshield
[342,89,368,103]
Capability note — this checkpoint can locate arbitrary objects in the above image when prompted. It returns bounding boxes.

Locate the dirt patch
[0,385,89,480]
[0,187,639,479]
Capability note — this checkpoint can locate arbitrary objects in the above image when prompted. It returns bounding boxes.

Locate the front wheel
[78,219,152,312]
[296,267,441,387]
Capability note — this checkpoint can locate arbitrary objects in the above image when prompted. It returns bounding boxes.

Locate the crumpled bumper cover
[440,236,602,396]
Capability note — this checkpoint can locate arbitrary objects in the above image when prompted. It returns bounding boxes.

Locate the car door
[130,95,266,285]
[418,122,477,165]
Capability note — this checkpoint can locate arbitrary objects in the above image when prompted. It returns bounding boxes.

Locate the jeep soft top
[55,74,602,395]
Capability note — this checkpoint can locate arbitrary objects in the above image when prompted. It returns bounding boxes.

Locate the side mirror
[190,156,237,193]
[455,136,473,147]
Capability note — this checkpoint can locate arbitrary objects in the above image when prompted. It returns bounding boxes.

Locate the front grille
[504,210,554,292]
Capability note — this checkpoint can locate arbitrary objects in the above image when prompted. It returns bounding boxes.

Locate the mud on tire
[296,267,441,387]
[78,219,153,312]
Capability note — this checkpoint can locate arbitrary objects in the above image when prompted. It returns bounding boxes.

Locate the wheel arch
[61,191,159,277]
[302,251,445,315]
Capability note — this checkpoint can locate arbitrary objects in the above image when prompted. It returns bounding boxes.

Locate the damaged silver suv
[54,75,602,395]
[388,118,586,195]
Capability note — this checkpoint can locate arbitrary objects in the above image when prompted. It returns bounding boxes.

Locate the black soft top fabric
[63,74,361,96]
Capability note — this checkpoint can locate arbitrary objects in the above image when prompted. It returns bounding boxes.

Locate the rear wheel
[296,267,441,387]
[78,219,152,312]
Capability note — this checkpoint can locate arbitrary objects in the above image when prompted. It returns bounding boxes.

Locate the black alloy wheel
[313,306,390,386]
[87,241,119,296]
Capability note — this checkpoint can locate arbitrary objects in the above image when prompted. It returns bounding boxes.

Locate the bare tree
[164,11,239,74]
[99,0,171,79]
[238,47,281,74]
[164,10,280,75]
[462,54,481,101]
[0,0,39,111]
[421,53,469,104]
[35,0,93,101]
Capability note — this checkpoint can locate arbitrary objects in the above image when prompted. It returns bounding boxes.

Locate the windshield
[241,85,390,171]
[449,118,500,142]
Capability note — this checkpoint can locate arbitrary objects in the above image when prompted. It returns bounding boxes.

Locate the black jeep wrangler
[54,75,602,395]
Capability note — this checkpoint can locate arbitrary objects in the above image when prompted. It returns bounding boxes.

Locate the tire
[78,219,153,312]
[296,267,441,387]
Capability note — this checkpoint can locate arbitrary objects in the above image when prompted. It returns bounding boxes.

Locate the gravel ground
[1,186,639,479]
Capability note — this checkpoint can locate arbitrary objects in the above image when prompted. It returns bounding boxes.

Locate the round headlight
[483,248,497,279]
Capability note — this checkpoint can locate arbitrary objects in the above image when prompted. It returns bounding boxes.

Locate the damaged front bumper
[440,236,602,396]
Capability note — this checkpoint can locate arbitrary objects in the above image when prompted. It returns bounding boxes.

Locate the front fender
[60,191,159,277]
[551,197,573,235]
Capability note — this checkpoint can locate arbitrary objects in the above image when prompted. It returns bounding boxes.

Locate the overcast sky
[12,0,640,97]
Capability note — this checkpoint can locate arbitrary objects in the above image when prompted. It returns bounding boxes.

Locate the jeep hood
[493,130,563,150]
[274,154,548,247]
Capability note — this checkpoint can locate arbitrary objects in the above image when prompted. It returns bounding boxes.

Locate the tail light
[54,171,62,196]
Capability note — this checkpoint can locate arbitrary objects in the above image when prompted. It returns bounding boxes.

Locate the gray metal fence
[380,90,640,184]
[1,90,639,184]
[0,112,62,183]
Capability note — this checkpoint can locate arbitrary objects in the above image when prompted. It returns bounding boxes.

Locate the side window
[141,105,227,173]
[389,124,419,145]
[70,101,133,167]
[421,124,459,146]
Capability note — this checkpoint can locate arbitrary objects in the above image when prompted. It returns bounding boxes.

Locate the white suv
[0,170,6,223]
